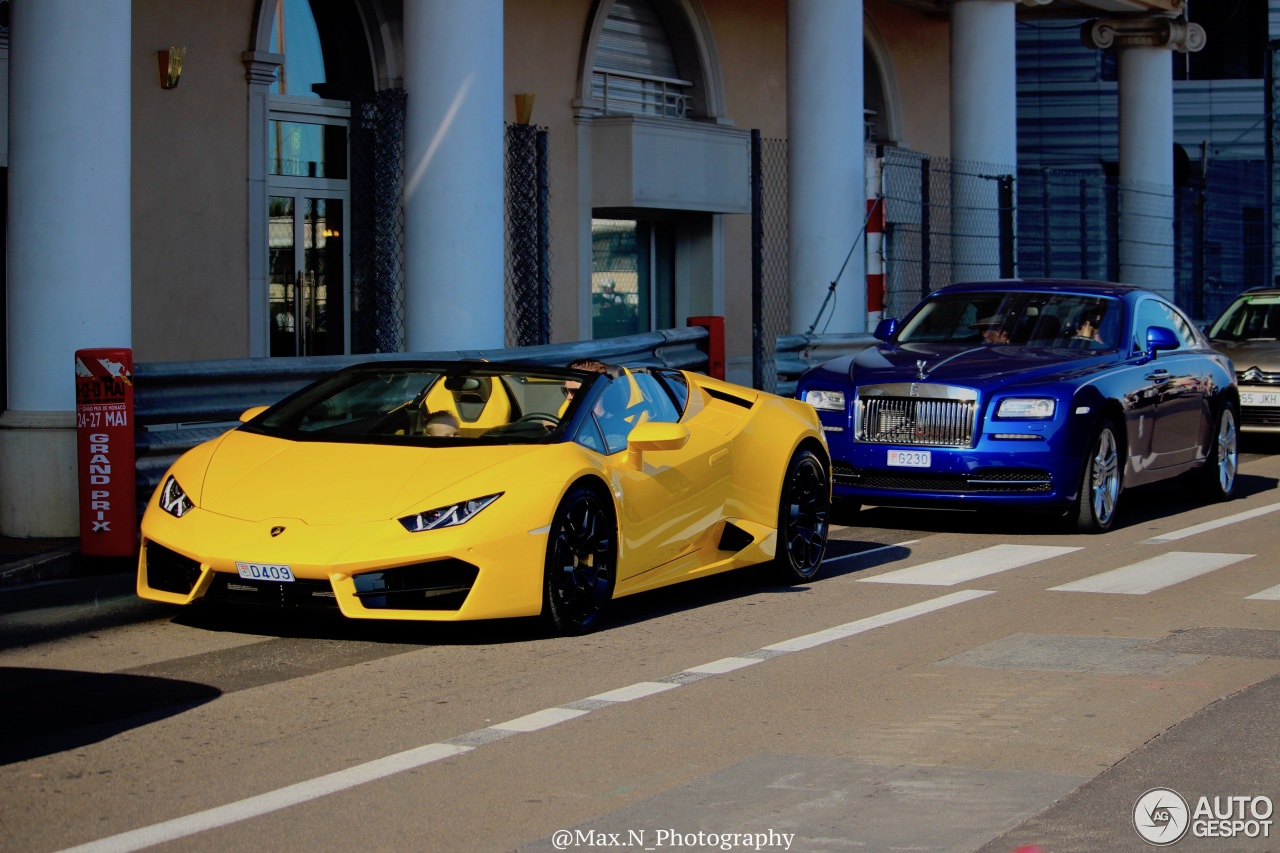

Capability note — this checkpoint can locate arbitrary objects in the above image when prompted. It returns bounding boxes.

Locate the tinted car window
[1210,293,1280,341]
[897,291,1120,348]
[1134,299,1197,351]
[584,372,680,455]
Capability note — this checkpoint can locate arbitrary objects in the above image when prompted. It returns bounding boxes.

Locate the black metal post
[1079,178,1089,279]
[998,174,1016,279]
[751,129,764,391]
[1269,41,1280,289]
[920,157,931,298]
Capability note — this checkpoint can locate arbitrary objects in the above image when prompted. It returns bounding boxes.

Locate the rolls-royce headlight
[399,493,503,532]
[996,398,1056,419]
[804,389,846,411]
[159,475,195,518]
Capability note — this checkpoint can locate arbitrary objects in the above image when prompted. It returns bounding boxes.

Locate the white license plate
[236,562,295,582]
[1239,386,1280,407]
[887,449,931,468]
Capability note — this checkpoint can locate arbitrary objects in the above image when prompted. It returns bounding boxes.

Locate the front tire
[542,484,617,635]
[773,448,831,582]
[1196,402,1238,502]
[1073,419,1122,533]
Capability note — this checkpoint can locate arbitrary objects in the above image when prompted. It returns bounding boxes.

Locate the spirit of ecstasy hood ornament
[916,359,928,380]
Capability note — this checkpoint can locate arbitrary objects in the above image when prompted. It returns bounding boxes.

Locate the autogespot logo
[1135,788,1191,846]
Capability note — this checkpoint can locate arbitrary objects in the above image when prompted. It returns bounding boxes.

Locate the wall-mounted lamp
[157,47,186,89]
[514,93,535,125]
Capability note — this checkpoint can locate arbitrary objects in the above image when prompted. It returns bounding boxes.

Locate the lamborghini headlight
[996,398,1056,419]
[159,475,195,518]
[804,389,846,411]
[399,493,503,532]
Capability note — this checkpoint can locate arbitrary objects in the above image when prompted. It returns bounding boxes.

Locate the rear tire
[773,448,831,582]
[1196,402,1238,502]
[542,484,616,635]
[1073,419,1122,533]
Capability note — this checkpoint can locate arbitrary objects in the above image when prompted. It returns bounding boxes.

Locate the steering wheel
[513,413,559,427]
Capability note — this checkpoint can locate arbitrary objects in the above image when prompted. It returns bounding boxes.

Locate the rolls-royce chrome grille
[855,383,978,448]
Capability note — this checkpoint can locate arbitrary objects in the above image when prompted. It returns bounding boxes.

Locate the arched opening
[580,0,740,341]
[251,0,375,356]
[863,17,901,145]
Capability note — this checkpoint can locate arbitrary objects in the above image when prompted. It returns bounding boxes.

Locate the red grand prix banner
[75,348,137,557]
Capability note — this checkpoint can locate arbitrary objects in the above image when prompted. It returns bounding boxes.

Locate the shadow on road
[0,667,221,765]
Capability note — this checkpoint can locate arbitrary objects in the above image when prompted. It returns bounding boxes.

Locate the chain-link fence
[505,123,552,348]
[349,104,553,354]
[753,143,1264,388]
[350,88,407,354]
[1018,159,1266,323]
[880,149,1015,319]
[752,134,790,392]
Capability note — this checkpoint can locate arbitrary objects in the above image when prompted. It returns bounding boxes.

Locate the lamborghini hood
[191,429,557,525]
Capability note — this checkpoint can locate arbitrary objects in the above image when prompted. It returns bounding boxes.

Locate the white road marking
[58,743,474,853]
[1049,551,1252,595]
[1246,583,1280,601]
[857,544,1081,586]
[762,589,995,652]
[1145,502,1280,543]
[587,681,680,702]
[58,589,991,853]
[684,656,762,674]
[491,707,589,732]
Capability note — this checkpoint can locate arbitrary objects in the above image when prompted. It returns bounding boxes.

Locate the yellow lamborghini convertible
[137,361,831,633]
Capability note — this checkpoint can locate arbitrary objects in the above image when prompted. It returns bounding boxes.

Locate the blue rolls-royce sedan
[796,280,1239,532]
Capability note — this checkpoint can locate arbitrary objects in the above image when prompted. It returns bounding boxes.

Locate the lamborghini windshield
[897,291,1123,350]
[242,363,595,445]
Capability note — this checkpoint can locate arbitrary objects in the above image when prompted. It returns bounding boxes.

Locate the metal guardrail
[773,332,880,397]
[132,327,712,511]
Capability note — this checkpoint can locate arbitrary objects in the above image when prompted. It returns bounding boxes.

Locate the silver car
[1207,287,1280,433]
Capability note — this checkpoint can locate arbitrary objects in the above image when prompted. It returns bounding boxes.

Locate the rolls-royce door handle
[1144,368,1170,383]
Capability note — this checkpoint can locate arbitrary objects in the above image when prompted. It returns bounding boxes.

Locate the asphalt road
[2,439,1279,853]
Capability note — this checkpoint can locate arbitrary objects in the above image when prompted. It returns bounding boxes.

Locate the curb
[0,546,83,588]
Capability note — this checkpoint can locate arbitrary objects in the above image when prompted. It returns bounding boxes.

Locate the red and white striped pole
[865,153,886,327]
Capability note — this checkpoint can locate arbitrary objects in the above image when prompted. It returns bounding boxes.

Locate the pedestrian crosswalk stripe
[1049,551,1252,595]
[1246,583,1280,601]
[857,544,1081,586]
[1145,502,1280,543]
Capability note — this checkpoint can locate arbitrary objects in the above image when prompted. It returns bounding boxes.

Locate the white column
[1083,17,1204,297]
[1118,46,1173,294]
[402,0,505,351]
[950,0,1017,281]
[787,0,864,334]
[1,0,131,537]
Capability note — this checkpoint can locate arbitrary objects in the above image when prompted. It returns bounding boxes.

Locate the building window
[269,0,327,97]
[592,0,691,118]
[264,0,357,356]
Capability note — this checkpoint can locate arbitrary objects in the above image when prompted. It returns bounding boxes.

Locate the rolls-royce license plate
[887,449,931,468]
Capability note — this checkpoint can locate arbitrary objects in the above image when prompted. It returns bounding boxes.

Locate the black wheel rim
[549,493,614,629]
[782,456,830,576]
